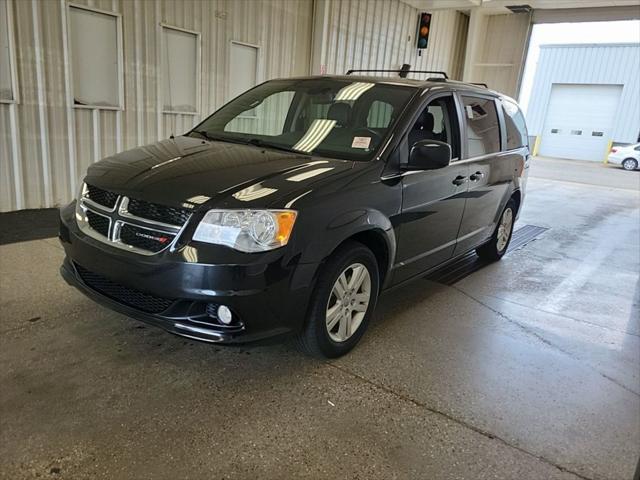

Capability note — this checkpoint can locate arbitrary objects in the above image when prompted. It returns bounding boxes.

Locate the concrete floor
[1,158,638,480]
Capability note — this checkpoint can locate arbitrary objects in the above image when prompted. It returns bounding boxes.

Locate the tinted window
[502,99,528,150]
[408,95,460,159]
[462,96,500,157]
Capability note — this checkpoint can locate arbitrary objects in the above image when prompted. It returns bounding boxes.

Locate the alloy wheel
[326,263,371,342]
[496,207,513,252]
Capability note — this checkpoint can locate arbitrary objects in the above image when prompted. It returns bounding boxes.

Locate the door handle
[470,171,485,181]
[452,175,468,186]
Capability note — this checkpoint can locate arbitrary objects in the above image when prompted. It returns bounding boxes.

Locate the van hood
[84,135,353,210]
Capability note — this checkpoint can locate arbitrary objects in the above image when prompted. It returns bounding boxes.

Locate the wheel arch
[306,209,396,290]
[511,189,522,215]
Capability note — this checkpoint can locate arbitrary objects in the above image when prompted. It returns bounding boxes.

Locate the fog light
[217,305,233,325]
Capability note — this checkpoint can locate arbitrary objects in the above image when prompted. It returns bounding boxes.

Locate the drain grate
[426,225,548,286]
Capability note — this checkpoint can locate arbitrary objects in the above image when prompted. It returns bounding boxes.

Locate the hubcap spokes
[326,263,371,342]
[497,207,513,252]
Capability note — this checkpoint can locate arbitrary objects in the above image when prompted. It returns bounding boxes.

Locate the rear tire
[295,241,379,358]
[622,158,638,171]
[476,199,516,261]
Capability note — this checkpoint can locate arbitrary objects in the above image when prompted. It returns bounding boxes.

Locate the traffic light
[417,12,432,50]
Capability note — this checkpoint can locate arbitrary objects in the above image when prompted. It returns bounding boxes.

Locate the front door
[393,94,468,283]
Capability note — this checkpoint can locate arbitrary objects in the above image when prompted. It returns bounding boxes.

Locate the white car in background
[608,143,640,171]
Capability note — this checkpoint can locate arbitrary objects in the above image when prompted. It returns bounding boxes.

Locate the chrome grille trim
[117,197,183,231]
[76,183,192,256]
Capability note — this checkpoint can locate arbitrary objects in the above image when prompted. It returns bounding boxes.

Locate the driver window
[408,95,459,160]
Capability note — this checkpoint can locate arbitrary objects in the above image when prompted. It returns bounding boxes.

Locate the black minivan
[60,72,530,357]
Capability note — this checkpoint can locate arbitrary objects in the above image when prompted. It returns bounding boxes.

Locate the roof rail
[345,69,449,80]
[471,82,488,88]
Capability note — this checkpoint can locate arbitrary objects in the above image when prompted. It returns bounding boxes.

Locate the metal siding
[527,44,640,144]
[1,0,313,212]
[1,0,469,212]
[321,0,468,80]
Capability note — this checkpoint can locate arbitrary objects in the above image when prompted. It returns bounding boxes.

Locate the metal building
[526,43,640,162]
[0,0,468,213]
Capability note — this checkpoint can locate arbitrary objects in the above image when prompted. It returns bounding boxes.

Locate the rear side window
[461,96,500,157]
[502,99,528,150]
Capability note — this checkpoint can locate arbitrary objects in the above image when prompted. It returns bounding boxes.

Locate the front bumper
[59,203,318,344]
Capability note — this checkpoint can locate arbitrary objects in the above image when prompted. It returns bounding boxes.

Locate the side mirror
[407,140,452,170]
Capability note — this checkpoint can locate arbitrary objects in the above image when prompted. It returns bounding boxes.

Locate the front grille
[75,263,174,314]
[86,184,118,209]
[119,224,175,253]
[127,198,191,226]
[79,186,190,255]
[86,210,110,237]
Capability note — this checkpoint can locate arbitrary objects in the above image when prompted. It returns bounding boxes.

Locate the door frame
[453,90,506,161]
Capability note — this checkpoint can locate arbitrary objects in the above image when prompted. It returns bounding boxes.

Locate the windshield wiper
[246,138,305,155]
[189,130,247,145]
[190,130,305,155]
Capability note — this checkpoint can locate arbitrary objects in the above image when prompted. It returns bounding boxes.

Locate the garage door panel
[539,84,622,161]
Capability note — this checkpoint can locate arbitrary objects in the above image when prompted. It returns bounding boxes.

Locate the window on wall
[69,6,121,108]
[0,0,14,102]
[162,25,199,113]
[462,96,500,157]
[229,42,259,101]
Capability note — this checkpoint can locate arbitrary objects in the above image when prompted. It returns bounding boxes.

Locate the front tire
[476,199,516,261]
[295,241,379,358]
[622,158,638,171]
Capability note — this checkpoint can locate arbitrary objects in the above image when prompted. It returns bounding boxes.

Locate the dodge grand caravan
[59,71,530,358]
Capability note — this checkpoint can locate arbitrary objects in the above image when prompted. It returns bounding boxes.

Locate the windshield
[191,78,416,161]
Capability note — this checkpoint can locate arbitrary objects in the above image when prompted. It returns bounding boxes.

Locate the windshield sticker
[352,137,371,149]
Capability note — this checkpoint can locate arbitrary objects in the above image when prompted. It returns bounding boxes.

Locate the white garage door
[539,84,622,161]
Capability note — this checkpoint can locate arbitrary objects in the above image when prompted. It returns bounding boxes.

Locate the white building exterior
[526,43,640,162]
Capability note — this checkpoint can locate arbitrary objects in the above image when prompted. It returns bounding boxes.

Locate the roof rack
[345,69,449,80]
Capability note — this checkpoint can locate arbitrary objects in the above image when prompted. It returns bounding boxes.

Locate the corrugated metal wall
[1,0,470,212]
[320,0,468,80]
[526,43,640,143]
[0,0,312,212]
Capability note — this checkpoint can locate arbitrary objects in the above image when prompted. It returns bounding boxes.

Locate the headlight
[192,209,297,252]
